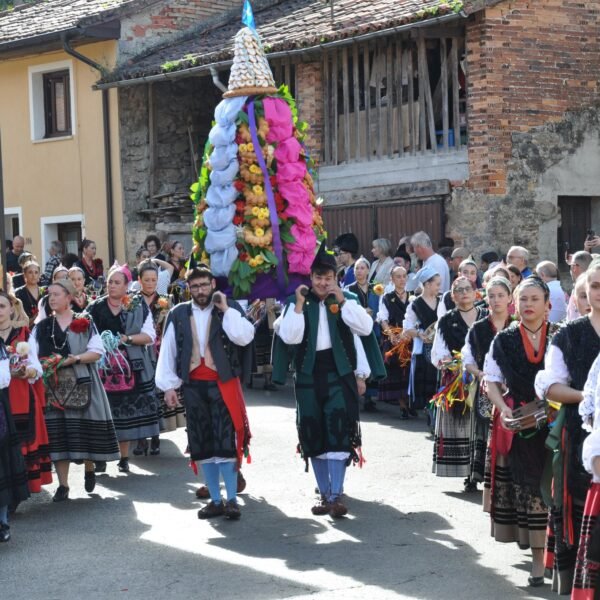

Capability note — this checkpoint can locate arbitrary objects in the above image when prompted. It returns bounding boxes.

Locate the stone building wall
[447,0,600,261]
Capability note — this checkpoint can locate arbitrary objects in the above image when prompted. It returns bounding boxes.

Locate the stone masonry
[446,0,600,262]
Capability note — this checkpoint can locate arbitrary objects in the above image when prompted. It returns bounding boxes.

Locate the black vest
[165,300,253,385]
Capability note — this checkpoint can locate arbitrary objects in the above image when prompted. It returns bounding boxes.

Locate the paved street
[2,381,555,600]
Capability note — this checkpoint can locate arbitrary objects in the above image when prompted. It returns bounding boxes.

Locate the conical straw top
[224,26,278,98]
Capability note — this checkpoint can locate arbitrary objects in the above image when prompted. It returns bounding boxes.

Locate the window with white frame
[28,60,76,141]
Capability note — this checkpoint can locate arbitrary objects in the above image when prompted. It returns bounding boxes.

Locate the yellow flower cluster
[247,255,265,268]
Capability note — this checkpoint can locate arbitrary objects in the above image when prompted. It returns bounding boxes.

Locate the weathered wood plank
[148,82,156,198]
[353,42,361,161]
[419,33,437,153]
[407,45,415,155]
[284,55,291,89]
[416,37,426,152]
[386,41,394,158]
[363,42,371,161]
[441,38,449,151]
[323,51,331,165]
[396,39,404,158]
[451,38,461,150]
[342,46,351,163]
[375,42,383,159]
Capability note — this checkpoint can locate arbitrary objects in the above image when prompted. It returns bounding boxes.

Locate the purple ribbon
[247,99,286,291]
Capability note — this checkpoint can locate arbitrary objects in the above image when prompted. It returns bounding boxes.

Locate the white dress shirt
[277,298,373,377]
[424,253,451,293]
[155,303,254,392]
[547,280,567,323]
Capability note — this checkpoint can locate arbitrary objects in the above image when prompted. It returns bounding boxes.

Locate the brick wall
[120,0,242,59]
[465,0,600,194]
[295,60,324,162]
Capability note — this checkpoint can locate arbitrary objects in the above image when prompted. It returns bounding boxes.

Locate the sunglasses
[453,286,473,294]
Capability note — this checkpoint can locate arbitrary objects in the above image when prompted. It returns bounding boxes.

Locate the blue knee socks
[219,461,238,502]
[311,457,330,498]
[328,459,347,502]
[201,462,222,503]
[0,505,8,525]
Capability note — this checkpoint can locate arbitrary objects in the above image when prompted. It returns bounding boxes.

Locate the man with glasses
[567,250,593,321]
[156,267,255,521]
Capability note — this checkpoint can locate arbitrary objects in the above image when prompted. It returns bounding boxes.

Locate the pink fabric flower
[273,137,302,163]
[276,161,307,183]
[263,97,293,143]
[278,182,311,224]
[286,224,316,274]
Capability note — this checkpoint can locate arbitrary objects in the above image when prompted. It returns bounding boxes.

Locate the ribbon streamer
[247,99,286,291]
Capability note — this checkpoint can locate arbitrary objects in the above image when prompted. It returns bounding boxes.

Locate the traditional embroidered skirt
[483,422,548,549]
[572,482,600,599]
[10,379,52,493]
[157,388,186,433]
[469,394,489,484]
[379,338,409,403]
[47,369,120,461]
[409,346,438,410]
[0,391,30,508]
[106,371,160,443]
[432,396,471,477]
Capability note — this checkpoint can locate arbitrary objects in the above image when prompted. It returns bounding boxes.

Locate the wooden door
[557,196,591,265]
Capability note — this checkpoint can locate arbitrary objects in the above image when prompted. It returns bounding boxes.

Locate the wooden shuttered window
[43,70,71,138]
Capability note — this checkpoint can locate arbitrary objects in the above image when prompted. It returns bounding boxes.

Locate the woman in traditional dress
[0,292,52,495]
[75,239,104,288]
[369,238,394,286]
[378,265,412,418]
[431,276,487,482]
[14,261,42,327]
[30,279,120,500]
[402,267,441,422]
[131,260,182,457]
[68,266,90,313]
[87,264,159,473]
[484,276,551,587]
[534,266,600,594]
[167,240,188,304]
[34,265,69,324]
[463,276,512,492]
[0,347,29,543]
[438,259,481,318]
[348,257,382,411]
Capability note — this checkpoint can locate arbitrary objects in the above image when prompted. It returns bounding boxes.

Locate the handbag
[99,348,135,393]
[47,367,91,411]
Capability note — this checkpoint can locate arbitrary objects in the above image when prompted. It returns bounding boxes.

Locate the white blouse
[534,345,570,400]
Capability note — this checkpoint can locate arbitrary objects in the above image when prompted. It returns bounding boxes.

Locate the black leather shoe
[132,439,149,456]
[0,523,10,542]
[149,436,160,456]
[53,485,69,502]
[94,461,107,473]
[84,471,96,493]
[224,500,242,520]
[528,576,545,587]
[197,501,225,519]
[118,457,130,473]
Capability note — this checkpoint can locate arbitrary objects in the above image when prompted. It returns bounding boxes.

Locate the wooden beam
[441,38,449,151]
[353,42,361,161]
[396,39,404,158]
[342,46,350,163]
[363,42,371,161]
[416,38,426,153]
[375,41,383,159]
[386,41,394,158]
[407,45,415,155]
[451,38,461,150]
[418,32,437,153]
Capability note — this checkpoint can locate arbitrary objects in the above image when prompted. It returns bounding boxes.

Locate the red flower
[234,180,245,192]
[70,317,90,334]
[235,200,245,212]
[239,252,249,262]
[269,175,277,187]
[233,215,244,226]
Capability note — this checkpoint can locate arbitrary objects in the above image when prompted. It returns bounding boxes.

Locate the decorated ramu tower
[190,1,326,299]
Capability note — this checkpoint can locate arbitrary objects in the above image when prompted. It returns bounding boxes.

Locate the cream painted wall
[0,40,124,269]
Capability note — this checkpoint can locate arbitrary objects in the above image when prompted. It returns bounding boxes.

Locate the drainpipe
[61,35,115,264]
[209,67,227,93]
